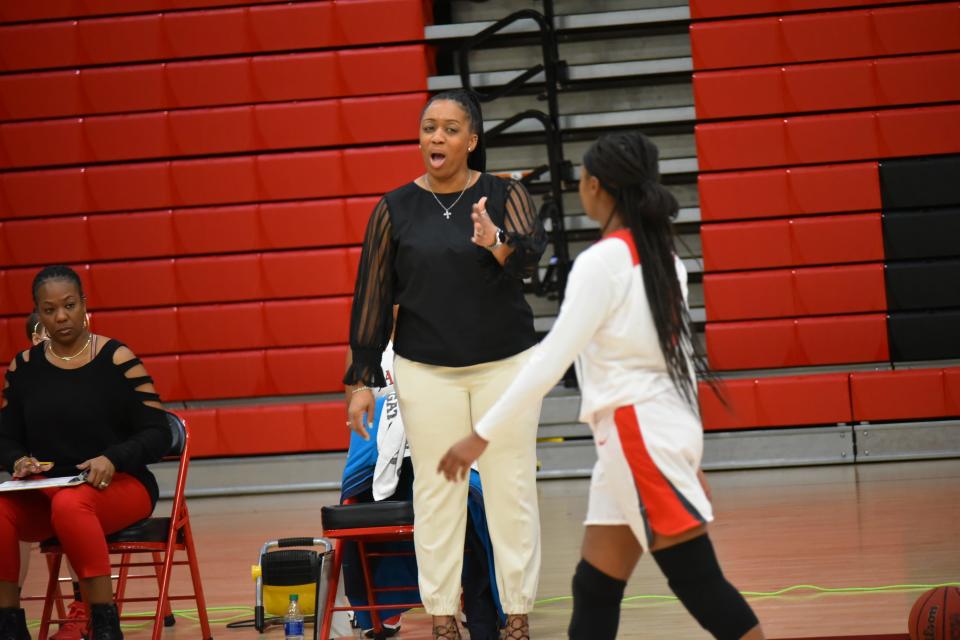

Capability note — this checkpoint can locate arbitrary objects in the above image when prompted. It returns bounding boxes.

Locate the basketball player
[438,132,765,639]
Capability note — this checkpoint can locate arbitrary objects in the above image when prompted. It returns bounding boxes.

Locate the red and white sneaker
[51,601,88,640]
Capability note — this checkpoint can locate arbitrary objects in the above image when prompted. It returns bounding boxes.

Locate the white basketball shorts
[585,391,713,551]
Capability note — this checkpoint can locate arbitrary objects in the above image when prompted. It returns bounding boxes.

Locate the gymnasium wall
[3,0,958,462]
[0,0,432,457]
[689,1,960,431]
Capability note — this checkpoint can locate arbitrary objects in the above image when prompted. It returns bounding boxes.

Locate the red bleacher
[698,373,852,431]
[689,0,921,19]
[0,0,432,454]
[99,298,349,357]
[696,104,960,171]
[0,0,289,24]
[5,0,956,461]
[0,0,427,72]
[694,52,960,120]
[142,345,347,401]
[690,2,960,70]
[0,93,426,169]
[850,367,960,422]
[0,199,375,267]
[693,0,960,443]
[0,248,361,315]
[0,45,430,122]
[0,340,351,404]
[706,313,890,371]
[180,401,350,458]
[2,298,350,362]
[698,162,880,222]
[701,212,883,271]
[699,366,960,430]
[0,147,420,219]
[704,263,887,322]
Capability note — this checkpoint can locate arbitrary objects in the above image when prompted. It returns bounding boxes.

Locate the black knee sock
[568,560,626,640]
[652,535,758,640]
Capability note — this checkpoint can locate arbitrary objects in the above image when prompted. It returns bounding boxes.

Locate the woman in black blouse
[343,90,547,640]
[0,266,171,640]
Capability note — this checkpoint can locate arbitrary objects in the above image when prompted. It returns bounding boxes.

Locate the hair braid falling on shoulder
[582,132,717,412]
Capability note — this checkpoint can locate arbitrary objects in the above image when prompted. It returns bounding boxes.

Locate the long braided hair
[582,132,713,411]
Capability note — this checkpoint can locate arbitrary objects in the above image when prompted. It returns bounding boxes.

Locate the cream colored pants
[393,347,542,615]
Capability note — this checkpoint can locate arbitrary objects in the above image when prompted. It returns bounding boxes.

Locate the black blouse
[0,340,172,506]
[344,173,548,387]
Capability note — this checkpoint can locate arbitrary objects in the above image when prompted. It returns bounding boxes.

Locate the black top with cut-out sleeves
[0,339,171,506]
[344,173,548,388]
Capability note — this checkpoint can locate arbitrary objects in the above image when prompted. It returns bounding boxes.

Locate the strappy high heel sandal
[499,614,530,640]
[432,617,462,640]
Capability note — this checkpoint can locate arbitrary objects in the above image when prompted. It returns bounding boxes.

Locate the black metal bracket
[456,0,572,302]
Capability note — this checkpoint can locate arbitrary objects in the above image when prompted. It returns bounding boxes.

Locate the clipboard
[0,473,88,492]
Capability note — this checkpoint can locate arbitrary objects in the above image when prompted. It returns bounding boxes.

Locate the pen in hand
[11,458,53,478]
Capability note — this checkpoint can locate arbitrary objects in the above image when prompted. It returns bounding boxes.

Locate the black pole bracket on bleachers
[456,0,573,304]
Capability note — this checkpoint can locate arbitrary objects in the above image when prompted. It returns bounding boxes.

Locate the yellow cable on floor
[29,583,960,626]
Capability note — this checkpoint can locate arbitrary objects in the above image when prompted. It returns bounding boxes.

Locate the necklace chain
[426,171,472,220]
[48,333,92,361]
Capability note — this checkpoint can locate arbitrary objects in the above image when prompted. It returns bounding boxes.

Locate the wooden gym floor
[19,458,960,639]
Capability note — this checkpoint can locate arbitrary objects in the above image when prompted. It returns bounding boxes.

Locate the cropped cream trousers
[393,347,542,615]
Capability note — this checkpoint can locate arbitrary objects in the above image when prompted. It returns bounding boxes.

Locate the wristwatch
[487,227,506,250]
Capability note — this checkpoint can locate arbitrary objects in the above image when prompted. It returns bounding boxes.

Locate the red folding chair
[37,411,212,640]
[318,501,419,640]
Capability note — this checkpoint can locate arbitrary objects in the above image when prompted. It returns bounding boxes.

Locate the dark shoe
[499,614,529,640]
[0,608,31,640]
[363,620,400,638]
[88,605,122,640]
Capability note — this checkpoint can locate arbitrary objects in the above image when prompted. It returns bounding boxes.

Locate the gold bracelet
[351,386,371,395]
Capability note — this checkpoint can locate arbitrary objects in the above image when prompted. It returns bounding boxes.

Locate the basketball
[909,586,960,640]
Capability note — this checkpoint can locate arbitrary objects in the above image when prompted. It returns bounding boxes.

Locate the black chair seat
[41,517,179,550]
[321,501,414,531]
[106,517,173,544]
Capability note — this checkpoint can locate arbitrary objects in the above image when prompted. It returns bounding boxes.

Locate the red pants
[0,473,152,581]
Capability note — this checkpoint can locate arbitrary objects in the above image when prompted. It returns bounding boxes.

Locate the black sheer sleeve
[343,197,395,388]
[502,179,548,279]
[0,355,29,472]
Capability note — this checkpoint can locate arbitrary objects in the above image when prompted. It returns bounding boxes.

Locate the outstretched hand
[437,432,489,482]
[470,196,497,248]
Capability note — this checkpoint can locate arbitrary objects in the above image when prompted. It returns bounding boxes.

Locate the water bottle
[284,594,304,640]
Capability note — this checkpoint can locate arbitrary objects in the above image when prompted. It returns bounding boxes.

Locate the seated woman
[0,265,172,640]
[16,313,87,640]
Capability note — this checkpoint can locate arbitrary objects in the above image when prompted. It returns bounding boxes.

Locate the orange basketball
[908,586,960,640]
